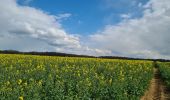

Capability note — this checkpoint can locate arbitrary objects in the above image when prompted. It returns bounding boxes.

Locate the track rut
[141,68,170,100]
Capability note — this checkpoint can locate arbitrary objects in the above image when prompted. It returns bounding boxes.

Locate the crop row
[158,62,170,88]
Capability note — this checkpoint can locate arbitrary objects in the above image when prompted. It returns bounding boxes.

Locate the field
[0,54,165,100]
[158,62,170,88]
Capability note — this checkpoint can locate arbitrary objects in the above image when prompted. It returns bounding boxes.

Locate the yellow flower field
[0,54,153,100]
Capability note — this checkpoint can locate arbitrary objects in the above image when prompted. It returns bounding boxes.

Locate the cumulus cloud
[90,0,170,59]
[1,0,169,58]
[0,0,80,48]
[0,0,110,55]
[0,35,54,51]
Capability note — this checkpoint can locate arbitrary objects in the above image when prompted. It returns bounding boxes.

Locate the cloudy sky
[0,0,170,59]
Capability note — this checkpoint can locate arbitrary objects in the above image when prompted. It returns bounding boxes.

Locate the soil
[141,68,170,100]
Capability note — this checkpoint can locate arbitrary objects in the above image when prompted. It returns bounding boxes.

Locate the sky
[0,0,170,59]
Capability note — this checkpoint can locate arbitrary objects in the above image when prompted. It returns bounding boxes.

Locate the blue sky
[18,0,148,35]
[0,0,170,59]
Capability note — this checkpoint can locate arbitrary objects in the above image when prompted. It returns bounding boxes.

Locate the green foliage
[158,62,170,88]
[0,54,153,100]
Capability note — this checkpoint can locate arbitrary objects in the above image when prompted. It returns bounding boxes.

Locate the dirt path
[141,68,170,100]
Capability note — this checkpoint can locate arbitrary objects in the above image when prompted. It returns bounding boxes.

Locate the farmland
[0,54,155,100]
[158,62,170,88]
[1,54,170,100]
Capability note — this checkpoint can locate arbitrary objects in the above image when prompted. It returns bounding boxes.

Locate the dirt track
[141,68,170,100]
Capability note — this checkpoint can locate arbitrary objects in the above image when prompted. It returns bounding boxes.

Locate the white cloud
[0,0,110,56]
[0,0,81,49]
[90,0,170,59]
[120,13,131,19]
[0,0,80,48]
[0,35,54,52]
[55,13,72,20]
[1,0,170,58]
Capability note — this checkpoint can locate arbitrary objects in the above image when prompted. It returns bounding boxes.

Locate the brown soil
[141,68,170,100]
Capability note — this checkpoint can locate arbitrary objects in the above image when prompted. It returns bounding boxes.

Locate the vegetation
[1,50,170,62]
[158,62,170,88]
[0,54,153,100]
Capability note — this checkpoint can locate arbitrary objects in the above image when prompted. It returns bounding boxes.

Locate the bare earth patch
[141,68,170,100]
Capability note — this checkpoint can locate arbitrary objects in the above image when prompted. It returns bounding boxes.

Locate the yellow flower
[6,81,10,85]
[23,82,27,86]
[19,96,24,100]
[78,73,80,77]
[18,79,22,85]
[37,65,40,69]
[109,78,112,84]
[120,77,124,81]
[38,80,42,85]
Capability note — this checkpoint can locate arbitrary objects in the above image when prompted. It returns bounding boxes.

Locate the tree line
[0,50,169,62]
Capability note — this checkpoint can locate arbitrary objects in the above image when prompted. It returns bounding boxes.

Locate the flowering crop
[158,62,170,88]
[0,54,153,100]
